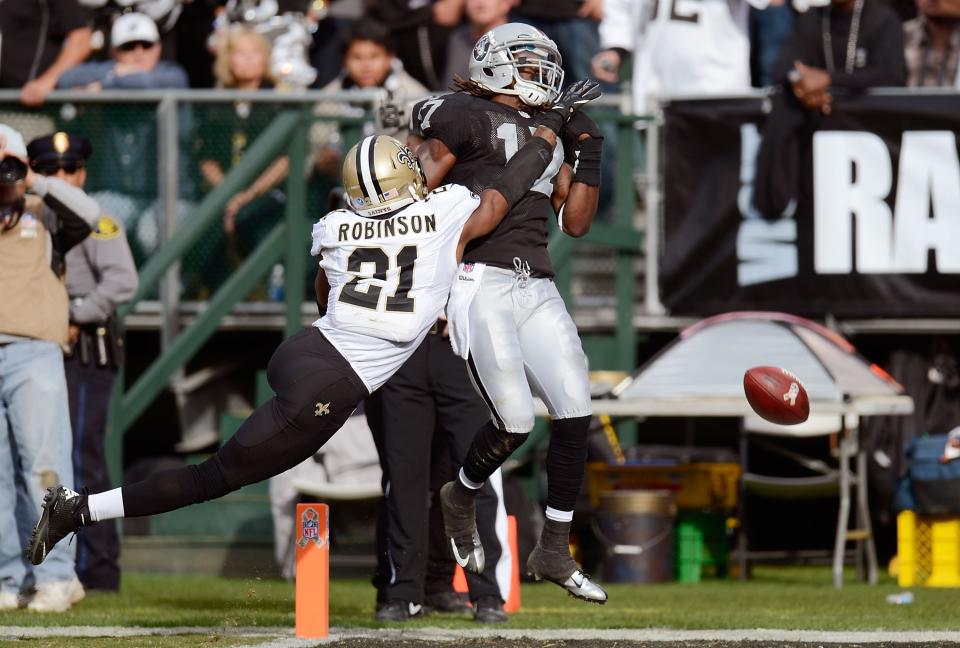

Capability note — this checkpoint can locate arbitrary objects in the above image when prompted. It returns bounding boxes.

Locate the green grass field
[0,566,957,633]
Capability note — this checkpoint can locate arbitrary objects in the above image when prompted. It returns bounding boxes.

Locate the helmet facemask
[502,41,564,107]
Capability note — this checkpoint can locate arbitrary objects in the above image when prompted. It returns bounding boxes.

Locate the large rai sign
[813,131,960,274]
[660,95,960,317]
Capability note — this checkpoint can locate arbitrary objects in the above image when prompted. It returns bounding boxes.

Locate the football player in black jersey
[409,23,608,603]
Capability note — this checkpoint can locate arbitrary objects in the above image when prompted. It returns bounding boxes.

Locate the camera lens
[0,156,28,185]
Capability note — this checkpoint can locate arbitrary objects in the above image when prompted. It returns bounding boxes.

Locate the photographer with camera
[0,123,101,612]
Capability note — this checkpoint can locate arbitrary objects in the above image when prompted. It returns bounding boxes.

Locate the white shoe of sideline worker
[27,578,85,612]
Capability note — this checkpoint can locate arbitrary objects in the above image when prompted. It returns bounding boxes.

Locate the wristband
[572,137,602,186]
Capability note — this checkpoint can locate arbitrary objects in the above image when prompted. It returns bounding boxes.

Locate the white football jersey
[601,0,767,114]
[310,184,479,392]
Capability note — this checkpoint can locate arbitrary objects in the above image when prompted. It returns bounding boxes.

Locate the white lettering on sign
[892,132,960,273]
[813,131,960,274]
[736,124,798,287]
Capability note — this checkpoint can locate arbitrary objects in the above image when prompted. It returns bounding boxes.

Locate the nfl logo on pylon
[299,507,322,548]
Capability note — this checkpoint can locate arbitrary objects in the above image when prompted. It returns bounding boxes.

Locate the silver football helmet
[468,23,564,107]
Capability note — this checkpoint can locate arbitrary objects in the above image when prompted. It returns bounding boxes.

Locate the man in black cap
[27,131,138,593]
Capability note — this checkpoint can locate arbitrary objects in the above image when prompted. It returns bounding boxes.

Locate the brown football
[743,366,810,425]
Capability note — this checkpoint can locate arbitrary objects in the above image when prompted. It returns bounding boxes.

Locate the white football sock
[458,468,484,490]
[545,506,574,523]
[87,488,125,522]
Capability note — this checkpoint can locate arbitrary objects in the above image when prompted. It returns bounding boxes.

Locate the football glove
[538,79,602,134]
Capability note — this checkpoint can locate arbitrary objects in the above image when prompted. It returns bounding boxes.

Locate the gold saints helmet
[342,135,428,218]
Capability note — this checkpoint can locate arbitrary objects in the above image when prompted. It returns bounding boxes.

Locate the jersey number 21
[339,246,418,313]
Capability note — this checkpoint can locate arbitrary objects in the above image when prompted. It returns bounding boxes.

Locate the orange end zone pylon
[505,515,520,613]
[452,514,521,613]
[295,503,329,638]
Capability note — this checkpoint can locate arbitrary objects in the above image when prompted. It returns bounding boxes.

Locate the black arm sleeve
[488,138,554,207]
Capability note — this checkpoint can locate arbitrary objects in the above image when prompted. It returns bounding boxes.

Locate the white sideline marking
[5,626,960,645]
[249,628,960,646]
[0,626,288,639]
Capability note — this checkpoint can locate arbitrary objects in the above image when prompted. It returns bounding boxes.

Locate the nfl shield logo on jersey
[462,263,474,273]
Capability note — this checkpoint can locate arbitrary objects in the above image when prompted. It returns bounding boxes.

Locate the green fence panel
[116,223,286,434]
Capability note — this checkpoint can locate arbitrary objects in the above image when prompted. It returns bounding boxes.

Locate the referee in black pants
[368,318,508,623]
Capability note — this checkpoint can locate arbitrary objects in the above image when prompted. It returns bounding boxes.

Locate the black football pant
[119,329,368,518]
[368,332,505,605]
[64,353,120,591]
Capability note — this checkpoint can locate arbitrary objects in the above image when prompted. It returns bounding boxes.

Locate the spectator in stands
[772,0,906,114]
[57,12,188,91]
[193,25,288,294]
[56,12,191,266]
[443,0,512,85]
[512,0,604,82]
[754,0,905,217]
[313,21,429,178]
[0,0,92,106]
[369,0,464,90]
[309,0,364,88]
[592,0,765,113]
[903,0,960,86]
[212,24,276,92]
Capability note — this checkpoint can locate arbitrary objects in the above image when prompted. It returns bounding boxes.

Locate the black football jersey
[411,92,565,277]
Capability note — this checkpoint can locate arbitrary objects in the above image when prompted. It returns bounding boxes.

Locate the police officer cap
[27,132,92,174]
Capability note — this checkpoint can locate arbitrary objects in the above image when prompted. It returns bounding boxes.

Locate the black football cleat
[28,486,90,566]
[439,481,485,574]
[473,595,508,623]
[423,591,471,615]
[375,600,424,622]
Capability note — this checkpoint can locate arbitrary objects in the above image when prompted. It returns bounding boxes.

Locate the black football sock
[545,415,591,514]
[461,420,529,485]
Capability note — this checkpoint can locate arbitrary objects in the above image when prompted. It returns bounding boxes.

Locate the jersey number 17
[495,122,562,197]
